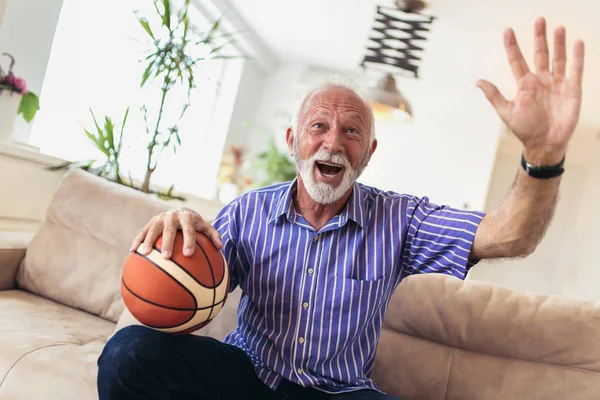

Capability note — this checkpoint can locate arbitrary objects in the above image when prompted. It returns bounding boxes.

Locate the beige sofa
[1,169,599,399]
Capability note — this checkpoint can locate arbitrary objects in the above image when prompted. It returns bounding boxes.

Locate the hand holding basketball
[130,207,223,259]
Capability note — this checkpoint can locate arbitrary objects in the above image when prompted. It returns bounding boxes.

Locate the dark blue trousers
[97,325,400,400]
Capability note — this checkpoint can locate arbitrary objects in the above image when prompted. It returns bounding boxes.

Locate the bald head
[292,76,376,143]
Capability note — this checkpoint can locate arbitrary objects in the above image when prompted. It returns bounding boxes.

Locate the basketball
[121,231,230,335]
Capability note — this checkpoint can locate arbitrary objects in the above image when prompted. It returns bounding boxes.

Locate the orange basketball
[121,231,230,335]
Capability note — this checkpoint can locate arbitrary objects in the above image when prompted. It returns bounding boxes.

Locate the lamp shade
[365,73,412,121]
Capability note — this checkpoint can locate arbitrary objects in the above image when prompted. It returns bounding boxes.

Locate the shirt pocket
[342,274,388,293]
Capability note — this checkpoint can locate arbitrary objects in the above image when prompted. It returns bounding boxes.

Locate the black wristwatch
[521,154,565,179]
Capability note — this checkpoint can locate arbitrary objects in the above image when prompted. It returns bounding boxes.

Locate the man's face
[287,87,377,205]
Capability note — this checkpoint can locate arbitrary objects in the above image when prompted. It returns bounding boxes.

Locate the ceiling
[226,0,387,72]
[224,0,600,134]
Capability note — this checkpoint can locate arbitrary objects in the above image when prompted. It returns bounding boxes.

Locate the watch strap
[521,154,565,179]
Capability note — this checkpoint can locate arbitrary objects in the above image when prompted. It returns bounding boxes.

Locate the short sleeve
[401,197,485,280]
[212,201,246,292]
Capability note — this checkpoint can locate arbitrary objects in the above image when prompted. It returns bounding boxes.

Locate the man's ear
[366,139,378,164]
[286,128,294,156]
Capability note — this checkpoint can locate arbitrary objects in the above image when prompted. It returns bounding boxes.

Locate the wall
[0,0,64,144]
[0,0,7,28]
[221,59,269,165]
[467,132,600,300]
[238,59,502,211]
[229,0,600,212]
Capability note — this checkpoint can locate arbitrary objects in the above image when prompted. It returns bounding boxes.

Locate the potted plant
[49,0,239,201]
[255,137,297,186]
[0,53,40,143]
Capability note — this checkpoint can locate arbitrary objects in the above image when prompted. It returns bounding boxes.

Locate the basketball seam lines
[152,245,217,290]
[136,251,198,309]
[194,240,217,321]
[122,278,225,311]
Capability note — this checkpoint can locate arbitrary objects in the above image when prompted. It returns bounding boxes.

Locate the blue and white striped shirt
[212,180,484,394]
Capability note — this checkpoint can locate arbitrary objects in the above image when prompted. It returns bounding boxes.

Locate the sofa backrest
[371,273,600,400]
[17,169,223,322]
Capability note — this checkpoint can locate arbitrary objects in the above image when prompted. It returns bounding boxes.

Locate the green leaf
[162,0,171,30]
[118,107,129,153]
[206,17,222,42]
[90,109,104,139]
[181,2,190,42]
[18,92,40,123]
[84,128,110,157]
[208,42,228,56]
[137,16,155,40]
[141,62,154,87]
[104,116,115,152]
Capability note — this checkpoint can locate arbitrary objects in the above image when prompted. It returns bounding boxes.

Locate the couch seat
[0,290,115,399]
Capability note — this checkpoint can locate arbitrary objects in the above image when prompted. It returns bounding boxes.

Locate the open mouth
[316,161,344,177]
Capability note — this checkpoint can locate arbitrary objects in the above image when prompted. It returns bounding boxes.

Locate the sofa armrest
[0,232,33,290]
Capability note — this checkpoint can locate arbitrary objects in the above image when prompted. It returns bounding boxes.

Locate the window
[29,0,238,199]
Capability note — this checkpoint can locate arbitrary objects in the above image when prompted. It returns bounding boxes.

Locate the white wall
[238,58,502,211]
[468,133,600,300]
[222,59,269,161]
[227,0,600,212]
[0,0,64,144]
[0,0,7,28]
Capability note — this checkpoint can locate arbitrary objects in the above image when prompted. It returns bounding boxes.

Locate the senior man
[98,17,584,400]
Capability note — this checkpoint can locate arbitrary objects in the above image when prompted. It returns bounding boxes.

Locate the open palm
[478,18,585,154]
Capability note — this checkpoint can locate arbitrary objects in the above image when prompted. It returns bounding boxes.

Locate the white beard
[293,138,369,205]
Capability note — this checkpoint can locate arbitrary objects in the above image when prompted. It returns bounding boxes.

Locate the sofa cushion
[0,289,114,399]
[371,273,600,399]
[0,341,105,400]
[16,170,174,322]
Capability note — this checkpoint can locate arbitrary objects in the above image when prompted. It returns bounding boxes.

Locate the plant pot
[0,90,22,144]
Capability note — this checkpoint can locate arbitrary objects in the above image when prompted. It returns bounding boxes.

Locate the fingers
[160,212,179,259]
[569,39,585,87]
[552,26,567,77]
[129,209,223,260]
[194,218,224,250]
[139,217,163,255]
[533,17,549,72]
[130,223,150,252]
[476,80,512,123]
[504,28,530,81]
[181,212,198,257]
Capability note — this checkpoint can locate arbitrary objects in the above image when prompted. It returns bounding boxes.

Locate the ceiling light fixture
[364,73,412,121]
[361,2,435,122]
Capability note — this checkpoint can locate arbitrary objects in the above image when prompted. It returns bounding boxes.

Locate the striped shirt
[212,180,485,394]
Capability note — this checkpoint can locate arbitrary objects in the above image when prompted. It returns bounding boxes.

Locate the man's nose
[323,129,343,153]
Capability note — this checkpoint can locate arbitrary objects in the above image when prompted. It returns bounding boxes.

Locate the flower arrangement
[0,53,40,123]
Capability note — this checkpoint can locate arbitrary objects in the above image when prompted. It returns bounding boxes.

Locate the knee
[98,325,164,374]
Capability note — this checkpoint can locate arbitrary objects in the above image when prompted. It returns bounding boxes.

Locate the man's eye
[347,128,358,134]
[313,123,324,129]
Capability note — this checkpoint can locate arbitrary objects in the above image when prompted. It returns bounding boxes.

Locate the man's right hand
[129,207,223,259]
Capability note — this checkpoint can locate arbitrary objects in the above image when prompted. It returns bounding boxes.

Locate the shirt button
[313,235,319,242]
[308,268,314,275]
[297,368,304,375]
[298,337,305,344]
[303,302,309,309]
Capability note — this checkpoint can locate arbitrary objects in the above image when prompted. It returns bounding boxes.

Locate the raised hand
[477,17,585,164]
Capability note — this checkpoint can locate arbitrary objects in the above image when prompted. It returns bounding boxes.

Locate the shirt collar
[268,180,366,229]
